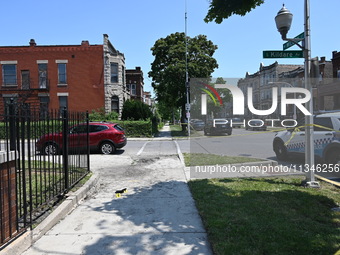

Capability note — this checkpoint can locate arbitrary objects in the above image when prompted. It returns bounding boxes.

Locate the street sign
[263,50,304,59]
[283,32,304,50]
[185,103,190,111]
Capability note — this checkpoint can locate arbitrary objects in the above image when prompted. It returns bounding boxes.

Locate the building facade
[126,66,144,102]
[316,52,340,111]
[238,62,303,119]
[0,34,128,116]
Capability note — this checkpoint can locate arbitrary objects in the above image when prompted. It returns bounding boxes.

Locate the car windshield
[215,119,227,123]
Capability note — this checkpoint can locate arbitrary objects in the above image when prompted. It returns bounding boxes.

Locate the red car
[36,122,127,155]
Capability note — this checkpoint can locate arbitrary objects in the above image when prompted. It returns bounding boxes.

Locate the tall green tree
[149,32,218,126]
[204,0,264,24]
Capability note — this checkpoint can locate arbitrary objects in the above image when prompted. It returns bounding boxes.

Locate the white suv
[273,112,340,164]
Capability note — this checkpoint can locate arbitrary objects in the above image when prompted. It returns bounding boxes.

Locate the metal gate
[0,102,90,248]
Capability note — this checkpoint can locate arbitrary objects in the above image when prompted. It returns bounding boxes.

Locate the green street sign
[283,32,304,50]
[263,50,304,59]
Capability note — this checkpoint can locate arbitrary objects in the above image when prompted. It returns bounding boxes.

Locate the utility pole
[185,0,190,137]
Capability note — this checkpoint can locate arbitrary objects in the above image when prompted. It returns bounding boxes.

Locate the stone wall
[103,34,130,118]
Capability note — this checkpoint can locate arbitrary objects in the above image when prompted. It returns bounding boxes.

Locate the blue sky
[1,0,338,94]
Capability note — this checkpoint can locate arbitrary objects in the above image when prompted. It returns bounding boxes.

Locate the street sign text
[263,50,304,58]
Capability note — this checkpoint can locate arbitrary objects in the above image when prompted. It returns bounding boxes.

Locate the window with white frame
[38,63,48,88]
[2,64,17,85]
[58,63,67,85]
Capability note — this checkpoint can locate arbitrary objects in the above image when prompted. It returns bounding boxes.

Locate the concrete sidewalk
[18,153,212,255]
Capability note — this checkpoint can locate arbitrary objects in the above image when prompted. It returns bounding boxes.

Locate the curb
[0,172,99,255]
[315,174,340,188]
[128,137,188,141]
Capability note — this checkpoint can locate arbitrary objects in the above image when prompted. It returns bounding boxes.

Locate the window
[21,70,30,90]
[59,96,68,112]
[58,63,67,84]
[111,96,119,113]
[111,63,118,83]
[39,96,49,118]
[38,64,48,88]
[90,125,108,133]
[3,97,17,115]
[2,64,17,85]
[129,84,136,95]
[71,125,88,134]
[314,117,333,131]
[122,66,125,85]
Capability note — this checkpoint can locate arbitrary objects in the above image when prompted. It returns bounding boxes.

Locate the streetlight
[275,2,319,187]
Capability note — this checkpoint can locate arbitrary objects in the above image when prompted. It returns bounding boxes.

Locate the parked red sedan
[36,122,127,155]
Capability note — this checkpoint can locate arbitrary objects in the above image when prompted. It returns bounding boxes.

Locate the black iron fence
[0,102,90,248]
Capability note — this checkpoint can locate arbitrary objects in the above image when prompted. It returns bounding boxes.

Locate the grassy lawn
[188,177,340,255]
[183,153,263,166]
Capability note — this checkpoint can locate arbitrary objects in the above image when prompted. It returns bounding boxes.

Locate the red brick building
[126,67,144,102]
[0,34,128,115]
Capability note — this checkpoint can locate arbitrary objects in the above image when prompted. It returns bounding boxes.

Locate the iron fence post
[62,108,69,190]
[86,111,90,172]
[9,99,16,151]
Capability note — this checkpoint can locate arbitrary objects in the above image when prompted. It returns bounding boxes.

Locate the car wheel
[43,143,59,155]
[99,142,116,155]
[274,140,288,161]
[326,149,340,165]
[204,129,208,135]
[227,130,232,136]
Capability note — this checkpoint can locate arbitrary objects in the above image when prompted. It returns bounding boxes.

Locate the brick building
[316,52,340,110]
[126,66,144,102]
[0,34,128,116]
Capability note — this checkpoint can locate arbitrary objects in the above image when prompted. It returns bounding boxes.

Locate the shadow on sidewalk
[82,180,211,254]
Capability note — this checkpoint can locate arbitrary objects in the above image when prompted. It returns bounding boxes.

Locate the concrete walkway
[19,145,212,254]
[154,123,172,138]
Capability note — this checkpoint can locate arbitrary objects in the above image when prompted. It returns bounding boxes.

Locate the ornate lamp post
[275,2,319,187]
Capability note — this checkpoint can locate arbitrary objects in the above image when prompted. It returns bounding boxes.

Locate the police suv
[273,112,340,164]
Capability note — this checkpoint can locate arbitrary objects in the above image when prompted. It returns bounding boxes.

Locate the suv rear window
[113,124,124,131]
[90,125,108,133]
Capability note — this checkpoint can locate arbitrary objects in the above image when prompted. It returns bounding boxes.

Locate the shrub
[121,100,152,121]
[114,120,152,137]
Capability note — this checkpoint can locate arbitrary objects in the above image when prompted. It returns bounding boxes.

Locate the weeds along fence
[0,103,90,248]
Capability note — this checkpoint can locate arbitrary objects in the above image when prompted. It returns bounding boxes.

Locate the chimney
[136,66,141,71]
[81,40,90,46]
[29,39,36,47]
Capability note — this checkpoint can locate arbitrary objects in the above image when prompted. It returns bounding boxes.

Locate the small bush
[121,100,152,121]
[113,120,152,137]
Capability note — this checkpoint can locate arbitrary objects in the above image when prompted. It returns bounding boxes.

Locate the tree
[148,32,218,129]
[190,77,232,120]
[204,0,264,24]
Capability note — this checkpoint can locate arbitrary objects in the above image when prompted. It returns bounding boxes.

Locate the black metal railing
[0,102,90,248]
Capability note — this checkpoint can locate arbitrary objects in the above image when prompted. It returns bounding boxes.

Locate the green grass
[20,160,89,207]
[183,153,263,166]
[169,124,188,137]
[188,177,340,255]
